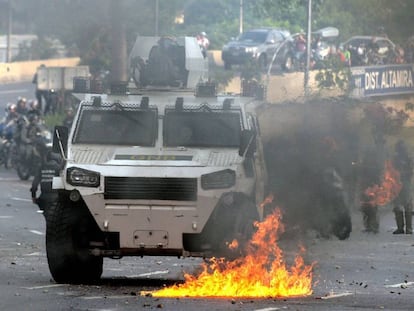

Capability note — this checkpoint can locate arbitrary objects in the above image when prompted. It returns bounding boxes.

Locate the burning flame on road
[364,160,402,206]
[146,206,314,298]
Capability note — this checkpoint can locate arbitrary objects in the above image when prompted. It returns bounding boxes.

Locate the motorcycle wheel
[5,143,17,169]
[17,163,31,180]
[258,54,267,72]
[4,145,12,169]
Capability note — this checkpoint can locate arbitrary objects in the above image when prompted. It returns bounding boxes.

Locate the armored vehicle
[47,36,268,283]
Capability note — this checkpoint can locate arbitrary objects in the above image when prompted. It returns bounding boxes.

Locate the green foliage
[1,0,414,72]
[314,57,351,92]
[208,67,237,91]
[240,60,263,82]
[44,113,65,130]
[12,37,58,61]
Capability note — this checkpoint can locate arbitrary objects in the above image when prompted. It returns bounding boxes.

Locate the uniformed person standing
[30,150,61,217]
[392,140,413,234]
[359,148,384,233]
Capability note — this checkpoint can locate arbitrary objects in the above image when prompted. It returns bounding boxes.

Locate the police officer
[19,114,41,162]
[392,140,413,234]
[30,147,61,217]
[359,148,384,233]
[62,107,74,128]
[16,97,28,115]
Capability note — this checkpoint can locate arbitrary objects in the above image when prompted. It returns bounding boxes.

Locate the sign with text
[350,64,414,98]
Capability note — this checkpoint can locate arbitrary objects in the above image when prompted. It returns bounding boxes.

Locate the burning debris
[363,160,402,206]
[261,101,356,240]
[144,208,314,298]
[257,97,411,239]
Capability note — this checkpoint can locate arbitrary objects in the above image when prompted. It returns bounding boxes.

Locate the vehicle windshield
[238,31,267,43]
[164,110,241,148]
[73,106,157,146]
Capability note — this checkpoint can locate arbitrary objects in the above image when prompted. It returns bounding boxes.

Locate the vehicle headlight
[67,167,100,187]
[245,47,258,54]
[201,169,235,190]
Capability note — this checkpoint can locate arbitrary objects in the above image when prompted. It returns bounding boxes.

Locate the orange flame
[145,208,314,298]
[227,239,239,250]
[364,160,402,206]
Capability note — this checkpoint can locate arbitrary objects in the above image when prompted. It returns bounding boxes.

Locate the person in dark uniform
[32,64,47,113]
[392,140,413,234]
[30,147,61,217]
[359,148,384,233]
[62,107,74,128]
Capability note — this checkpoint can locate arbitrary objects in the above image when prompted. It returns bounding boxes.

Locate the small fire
[364,160,402,206]
[227,239,239,250]
[145,207,314,298]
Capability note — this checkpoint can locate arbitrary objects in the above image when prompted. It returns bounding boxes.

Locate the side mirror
[52,126,69,158]
[239,130,255,157]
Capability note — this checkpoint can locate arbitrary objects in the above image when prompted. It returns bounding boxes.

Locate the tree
[1,0,414,72]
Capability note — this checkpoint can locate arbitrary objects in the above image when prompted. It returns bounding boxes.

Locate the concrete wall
[0,58,81,84]
[222,71,343,103]
[1,54,413,121]
[206,50,342,102]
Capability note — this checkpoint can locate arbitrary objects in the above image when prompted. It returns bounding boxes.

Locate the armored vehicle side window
[73,108,157,146]
[164,110,241,147]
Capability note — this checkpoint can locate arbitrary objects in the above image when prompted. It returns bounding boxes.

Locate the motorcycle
[13,123,52,180]
[292,47,318,72]
[0,119,16,169]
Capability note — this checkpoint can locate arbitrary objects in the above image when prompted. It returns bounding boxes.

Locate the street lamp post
[304,0,312,97]
[239,0,243,34]
[6,0,12,63]
[155,0,159,36]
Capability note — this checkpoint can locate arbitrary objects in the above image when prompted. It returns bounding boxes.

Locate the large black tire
[5,144,16,169]
[16,163,30,180]
[46,200,103,284]
[4,151,12,169]
[258,54,267,72]
[332,210,352,240]
[205,193,260,258]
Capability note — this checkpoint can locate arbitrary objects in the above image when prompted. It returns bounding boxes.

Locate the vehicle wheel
[0,152,4,168]
[16,163,30,180]
[46,199,103,284]
[258,54,267,72]
[283,54,293,72]
[5,152,12,169]
[224,61,231,70]
[5,144,16,169]
[332,210,352,240]
[207,193,260,258]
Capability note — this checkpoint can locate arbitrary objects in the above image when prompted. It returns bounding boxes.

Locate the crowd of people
[0,95,74,216]
[291,29,414,69]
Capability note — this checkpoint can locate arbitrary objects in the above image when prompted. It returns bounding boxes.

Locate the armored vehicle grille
[104,177,197,201]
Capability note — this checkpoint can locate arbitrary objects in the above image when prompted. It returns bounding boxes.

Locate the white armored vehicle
[47,36,267,283]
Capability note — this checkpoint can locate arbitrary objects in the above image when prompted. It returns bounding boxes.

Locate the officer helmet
[9,103,17,113]
[29,99,39,110]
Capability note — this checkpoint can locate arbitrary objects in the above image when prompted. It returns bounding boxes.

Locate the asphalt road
[0,82,414,310]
